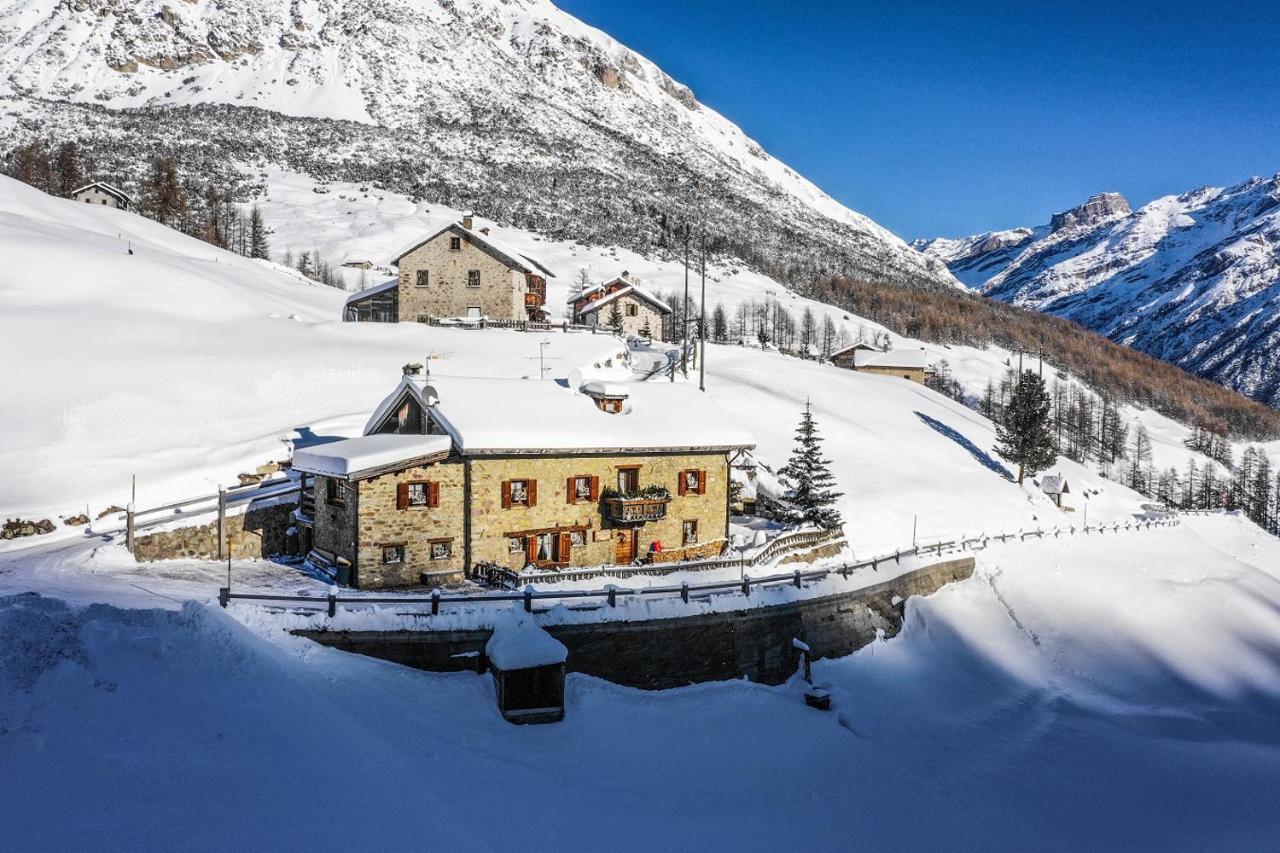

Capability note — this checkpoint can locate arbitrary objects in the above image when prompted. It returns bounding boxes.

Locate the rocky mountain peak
[1049,192,1131,233]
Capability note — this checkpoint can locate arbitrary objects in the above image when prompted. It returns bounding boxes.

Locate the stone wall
[469,451,729,570]
[134,500,296,561]
[297,557,976,689]
[355,460,467,588]
[858,365,926,384]
[397,229,525,321]
[312,475,357,567]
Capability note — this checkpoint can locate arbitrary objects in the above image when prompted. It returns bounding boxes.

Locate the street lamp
[539,338,551,379]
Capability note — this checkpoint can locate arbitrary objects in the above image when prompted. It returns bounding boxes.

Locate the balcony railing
[603,496,670,523]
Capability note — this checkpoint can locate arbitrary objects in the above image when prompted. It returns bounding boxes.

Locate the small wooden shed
[486,617,568,724]
[1041,475,1070,507]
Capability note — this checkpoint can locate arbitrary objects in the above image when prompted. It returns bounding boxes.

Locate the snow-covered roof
[581,381,629,398]
[391,221,556,279]
[344,278,397,304]
[69,181,132,204]
[486,617,568,670]
[577,283,671,316]
[1041,475,1069,495]
[429,378,755,455]
[853,348,929,370]
[830,341,878,358]
[291,434,452,480]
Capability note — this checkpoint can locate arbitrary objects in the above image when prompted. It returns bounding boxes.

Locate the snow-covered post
[216,485,228,561]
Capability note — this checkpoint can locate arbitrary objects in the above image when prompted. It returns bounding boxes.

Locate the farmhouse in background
[290,365,755,589]
[831,342,929,383]
[70,181,132,211]
[570,271,671,338]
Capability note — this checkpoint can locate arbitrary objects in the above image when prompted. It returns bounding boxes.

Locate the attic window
[449,236,462,251]
[467,269,481,288]
[625,303,638,317]
[416,270,429,287]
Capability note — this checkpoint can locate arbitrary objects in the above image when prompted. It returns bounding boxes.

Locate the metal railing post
[216,485,228,561]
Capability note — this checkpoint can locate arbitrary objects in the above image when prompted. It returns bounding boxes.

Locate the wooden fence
[218,518,1181,618]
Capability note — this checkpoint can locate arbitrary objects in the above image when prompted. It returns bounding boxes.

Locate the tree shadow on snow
[914,411,1014,481]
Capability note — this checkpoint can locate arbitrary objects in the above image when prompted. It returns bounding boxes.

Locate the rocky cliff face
[0,0,956,292]
[917,177,1280,405]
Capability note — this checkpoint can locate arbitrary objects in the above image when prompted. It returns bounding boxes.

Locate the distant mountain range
[0,0,955,293]
[915,177,1280,405]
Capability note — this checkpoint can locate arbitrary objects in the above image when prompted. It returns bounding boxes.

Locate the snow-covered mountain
[915,178,1280,405]
[0,0,956,292]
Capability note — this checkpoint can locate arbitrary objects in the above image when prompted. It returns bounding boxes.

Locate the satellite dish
[567,368,584,391]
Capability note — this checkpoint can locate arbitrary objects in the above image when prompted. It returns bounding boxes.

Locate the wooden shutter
[528,480,538,507]
[526,536,538,563]
[559,532,572,563]
[697,470,707,494]
[428,481,440,508]
[567,476,577,504]
[589,475,600,501]
[677,471,688,496]
[396,482,409,510]
[501,480,512,509]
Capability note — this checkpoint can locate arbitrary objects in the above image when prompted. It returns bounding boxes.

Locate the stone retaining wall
[134,501,296,561]
[296,556,975,689]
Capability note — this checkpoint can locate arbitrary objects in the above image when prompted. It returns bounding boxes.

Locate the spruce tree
[53,142,83,197]
[994,369,1057,484]
[141,156,187,228]
[778,401,843,530]
[607,300,624,336]
[249,206,270,260]
[640,316,652,339]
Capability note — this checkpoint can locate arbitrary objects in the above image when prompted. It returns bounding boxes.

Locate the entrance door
[614,528,636,565]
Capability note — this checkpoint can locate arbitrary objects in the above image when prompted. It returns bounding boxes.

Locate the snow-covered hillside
[916,178,1280,405]
[0,0,956,293]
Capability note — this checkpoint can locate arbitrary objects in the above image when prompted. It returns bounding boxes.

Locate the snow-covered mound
[917,177,1280,405]
[0,0,956,293]
[2,514,1278,851]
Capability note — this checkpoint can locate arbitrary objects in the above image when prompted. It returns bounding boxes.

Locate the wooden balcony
[603,496,670,523]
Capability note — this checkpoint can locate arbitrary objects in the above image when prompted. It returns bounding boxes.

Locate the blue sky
[556,0,1280,240]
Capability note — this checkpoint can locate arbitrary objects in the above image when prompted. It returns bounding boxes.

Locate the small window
[679,469,707,496]
[508,536,525,554]
[569,529,587,547]
[467,269,481,288]
[416,270,429,287]
[325,479,347,507]
[429,539,452,561]
[617,467,639,493]
[534,532,558,563]
[449,236,461,251]
[382,545,405,565]
[409,482,431,507]
[625,303,638,317]
[508,479,531,507]
[682,520,698,546]
[571,475,594,502]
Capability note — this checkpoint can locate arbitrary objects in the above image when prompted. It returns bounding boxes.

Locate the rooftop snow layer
[485,616,569,670]
[291,434,452,479]
[854,348,929,370]
[431,378,755,454]
[344,278,398,303]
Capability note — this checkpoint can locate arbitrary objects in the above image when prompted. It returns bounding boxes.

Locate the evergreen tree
[711,303,728,343]
[140,156,187,228]
[607,300,624,336]
[994,369,1057,484]
[1127,425,1153,494]
[820,315,836,360]
[778,401,844,530]
[249,206,270,260]
[639,316,652,340]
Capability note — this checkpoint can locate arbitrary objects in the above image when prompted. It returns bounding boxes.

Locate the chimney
[480,227,490,235]
[621,270,630,281]
[462,214,474,230]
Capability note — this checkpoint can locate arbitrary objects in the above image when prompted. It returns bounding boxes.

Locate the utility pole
[539,338,551,379]
[681,224,691,378]
[698,229,707,392]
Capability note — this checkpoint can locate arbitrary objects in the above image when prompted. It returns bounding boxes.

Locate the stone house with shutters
[570,271,671,338]
[381,215,556,323]
[290,366,755,589]
[831,342,930,384]
[70,181,132,211]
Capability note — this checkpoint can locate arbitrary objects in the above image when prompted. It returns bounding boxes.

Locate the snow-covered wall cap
[430,378,755,455]
[853,347,929,370]
[291,434,451,480]
[486,614,568,670]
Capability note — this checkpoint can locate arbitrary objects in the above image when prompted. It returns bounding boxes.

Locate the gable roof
[291,434,451,480]
[343,278,398,305]
[391,221,556,279]
[1040,475,1069,495]
[853,348,929,370]
[830,341,879,358]
[577,283,671,316]
[70,181,132,205]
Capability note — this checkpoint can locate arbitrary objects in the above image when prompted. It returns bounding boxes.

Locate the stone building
[570,272,671,338]
[70,181,132,211]
[831,342,929,384]
[290,367,755,588]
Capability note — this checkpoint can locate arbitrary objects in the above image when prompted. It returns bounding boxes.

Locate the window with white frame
[430,539,452,561]
[509,480,530,506]
[407,482,430,507]
[382,545,405,564]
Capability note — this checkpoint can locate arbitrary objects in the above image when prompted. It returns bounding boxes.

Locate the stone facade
[354,461,467,588]
[856,364,927,384]
[134,500,295,561]
[312,475,358,568]
[396,227,529,322]
[581,292,666,339]
[468,451,729,571]
[71,183,130,211]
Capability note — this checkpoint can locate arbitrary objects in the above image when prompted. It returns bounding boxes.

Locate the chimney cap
[462,214,475,230]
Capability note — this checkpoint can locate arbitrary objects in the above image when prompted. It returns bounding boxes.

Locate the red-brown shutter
[589,475,600,501]
[698,470,707,494]
[528,480,538,507]
[501,480,512,509]
[428,481,440,508]
[677,471,688,496]
[396,482,409,510]
[567,476,577,504]
[559,532,572,563]
[526,537,538,563]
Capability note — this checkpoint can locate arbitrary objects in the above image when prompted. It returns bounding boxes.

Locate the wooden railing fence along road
[218,517,1182,619]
